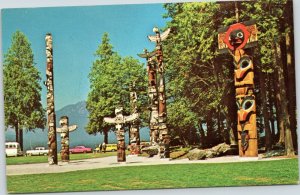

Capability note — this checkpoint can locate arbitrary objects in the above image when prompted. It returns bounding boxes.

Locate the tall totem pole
[56,116,77,162]
[45,33,58,165]
[104,107,139,162]
[218,20,258,157]
[129,82,141,155]
[137,49,159,146]
[148,27,171,158]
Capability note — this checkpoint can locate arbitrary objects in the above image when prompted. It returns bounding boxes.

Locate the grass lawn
[5,152,121,165]
[7,158,299,193]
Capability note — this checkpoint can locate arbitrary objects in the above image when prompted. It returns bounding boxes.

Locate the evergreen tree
[86,33,147,143]
[3,31,46,151]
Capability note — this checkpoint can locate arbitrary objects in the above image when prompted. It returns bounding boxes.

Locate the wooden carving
[104,107,139,162]
[45,33,58,165]
[218,21,258,157]
[56,116,77,162]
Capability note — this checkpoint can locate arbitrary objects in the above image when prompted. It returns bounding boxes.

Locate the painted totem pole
[129,82,141,155]
[148,27,171,158]
[137,49,159,146]
[218,21,258,157]
[104,107,139,162]
[45,33,58,165]
[56,116,77,162]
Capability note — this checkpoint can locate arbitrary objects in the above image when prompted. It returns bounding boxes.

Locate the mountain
[5,101,150,151]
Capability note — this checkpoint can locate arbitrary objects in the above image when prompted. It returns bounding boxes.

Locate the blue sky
[2,3,169,109]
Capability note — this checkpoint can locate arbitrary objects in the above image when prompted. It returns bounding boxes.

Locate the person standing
[102,142,106,153]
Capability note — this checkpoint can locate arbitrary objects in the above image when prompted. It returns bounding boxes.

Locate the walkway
[6,154,283,176]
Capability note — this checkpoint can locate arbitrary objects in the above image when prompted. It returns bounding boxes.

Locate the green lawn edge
[7,158,299,193]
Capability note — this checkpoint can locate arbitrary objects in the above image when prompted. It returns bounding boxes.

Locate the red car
[69,146,92,154]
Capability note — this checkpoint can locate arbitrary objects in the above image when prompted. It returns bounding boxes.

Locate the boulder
[187,143,231,160]
[205,150,217,158]
[187,149,206,160]
[211,143,230,155]
[141,145,159,157]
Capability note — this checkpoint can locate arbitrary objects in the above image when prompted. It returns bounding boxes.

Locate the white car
[26,147,49,156]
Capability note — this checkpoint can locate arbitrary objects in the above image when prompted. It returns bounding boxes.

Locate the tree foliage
[3,31,46,149]
[86,33,147,140]
[162,0,296,153]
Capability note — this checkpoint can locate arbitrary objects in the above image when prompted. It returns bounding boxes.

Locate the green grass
[5,152,120,165]
[7,158,299,193]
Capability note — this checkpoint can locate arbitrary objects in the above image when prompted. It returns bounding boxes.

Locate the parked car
[26,147,49,156]
[69,146,92,154]
[105,144,117,152]
[5,142,23,157]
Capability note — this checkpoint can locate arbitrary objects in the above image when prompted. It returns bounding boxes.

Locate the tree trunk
[206,111,214,147]
[19,129,23,151]
[267,73,276,145]
[258,71,272,151]
[15,122,19,143]
[274,43,295,156]
[285,32,298,151]
[198,122,206,148]
[272,72,284,145]
[104,128,108,144]
[283,0,297,152]
[217,106,223,143]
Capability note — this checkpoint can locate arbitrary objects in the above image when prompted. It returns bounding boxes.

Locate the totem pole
[104,107,139,162]
[45,33,58,165]
[129,82,141,155]
[148,27,171,158]
[137,49,159,146]
[56,116,77,162]
[218,21,258,157]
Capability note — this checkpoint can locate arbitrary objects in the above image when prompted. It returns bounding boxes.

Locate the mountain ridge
[5,101,150,151]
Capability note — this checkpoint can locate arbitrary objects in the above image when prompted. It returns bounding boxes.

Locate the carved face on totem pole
[234,56,254,85]
[59,116,69,138]
[218,21,257,53]
[224,23,250,50]
[236,96,256,152]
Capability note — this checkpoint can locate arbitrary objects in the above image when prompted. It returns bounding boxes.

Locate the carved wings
[148,28,171,42]
[69,125,77,132]
[56,125,77,133]
[124,113,139,122]
[103,117,116,124]
[137,50,156,59]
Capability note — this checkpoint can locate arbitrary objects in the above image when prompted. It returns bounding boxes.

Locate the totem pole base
[129,144,140,155]
[238,139,258,157]
[117,141,126,162]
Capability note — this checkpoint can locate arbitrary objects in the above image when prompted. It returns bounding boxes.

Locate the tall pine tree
[3,31,45,151]
[86,33,147,143]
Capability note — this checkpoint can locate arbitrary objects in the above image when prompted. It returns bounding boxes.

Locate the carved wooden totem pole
[56,116,77,162]
[104,107,139,162]
[45,33,58,165]
[218,21,258,157]
[148,27,171,158]
[129,82,141,155]
[137,49,159,146]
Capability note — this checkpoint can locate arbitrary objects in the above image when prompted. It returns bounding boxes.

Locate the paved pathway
[6,155,284,176]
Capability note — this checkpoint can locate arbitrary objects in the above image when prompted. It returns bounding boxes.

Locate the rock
[187,149,206,160]
[141,146,159,157]
[205,150,217,158]
[211,143,230,155]
[187,143,231,161]
[263,149,285,158]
